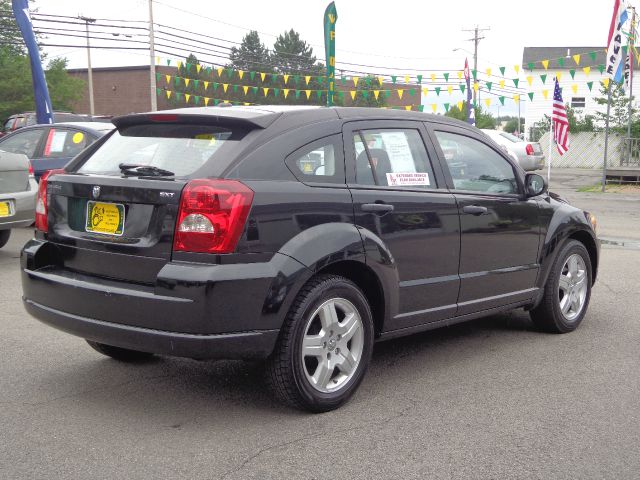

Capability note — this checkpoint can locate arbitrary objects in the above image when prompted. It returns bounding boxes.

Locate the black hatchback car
[21,106,599,412]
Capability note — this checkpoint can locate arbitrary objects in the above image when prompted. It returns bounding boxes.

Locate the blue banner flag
[12,0,53,124]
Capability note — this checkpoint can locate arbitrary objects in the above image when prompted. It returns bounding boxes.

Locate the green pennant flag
[499,96,505,105]
[249,71,256,81]
[317,76,325,84]
[156,88,161,96]
[444,103,450,112]
[166,59,171,66]
[569,69,576,79]
[213,82,219,91]
[274,88,280,97]
[186,63,192,73]
[155,73,161,83]
[435,87,441,96]
[589,51,597,62]
[471,69,477,80]
[417,74,422,84]
[513,78,519,87]
[194,96,200,105]
[174,76,180,86]
[224,68,232,78]
[391,75,397,84]
[540,73,547,84]
[362,90,369,99]
[409,88,415,96]
[338,91,344,100]
[558,58,564,67]
[295,90,301,99]
[444,72,449,82]
[232,85,238,93]
[316,90,323,100]
[206,67,212,76]
[293,75,300,85]
[528,92,534,101]
[385,90,391,98]
[214,99,219,106]
[587,81,594,91]
[175,91,183,100]
[459,84,466,94]
[528,62,535,70]
[598,64,605,74]
[417,105,424,112]
[499,66,505,75]
[252,86,258,95]
[486,81,492,91]
[194,79,199,89]
[340,76,346,86]
[365,77,372,86]
[271,74,278,83]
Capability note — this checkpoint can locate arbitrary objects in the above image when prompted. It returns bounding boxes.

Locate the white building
[522,46,640,140]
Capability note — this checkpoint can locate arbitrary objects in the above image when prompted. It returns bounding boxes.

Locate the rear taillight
[35,169,65,233]
[28,162,34,177]
[173,179,254,254]
[525,143,534,155]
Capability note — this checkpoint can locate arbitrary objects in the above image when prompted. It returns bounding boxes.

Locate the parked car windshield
[77,124,241,177]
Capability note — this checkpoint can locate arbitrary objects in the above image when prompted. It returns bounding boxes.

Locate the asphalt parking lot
[1,173,639,479]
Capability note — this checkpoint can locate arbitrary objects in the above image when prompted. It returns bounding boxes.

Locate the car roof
[55,122,114,133]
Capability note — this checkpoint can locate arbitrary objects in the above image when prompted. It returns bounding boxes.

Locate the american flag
[552,78,569,155]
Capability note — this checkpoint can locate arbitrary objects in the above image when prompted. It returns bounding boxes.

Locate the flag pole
[627,7,636,165]
[602,80,613,192]
[547,115,553,186]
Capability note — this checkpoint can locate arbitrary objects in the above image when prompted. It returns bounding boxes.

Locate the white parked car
[0,151,37,248]
[481,129,545,171]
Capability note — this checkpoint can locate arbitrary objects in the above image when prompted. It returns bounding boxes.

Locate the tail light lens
[28,162,34,177]
[173,179,254,254]
[525,143,535,155]
[35,169,65,232]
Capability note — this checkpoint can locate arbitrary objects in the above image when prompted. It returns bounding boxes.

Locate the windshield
[77,124,242,177]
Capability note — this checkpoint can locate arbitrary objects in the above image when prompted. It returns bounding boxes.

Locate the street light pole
[462,26,490,106]
[79,16,96,116]
[148,0,157,111]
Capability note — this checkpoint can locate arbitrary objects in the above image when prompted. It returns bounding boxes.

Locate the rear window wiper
[119,163,175,177]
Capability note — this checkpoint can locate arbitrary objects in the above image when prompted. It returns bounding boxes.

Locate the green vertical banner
[323,2,338,106]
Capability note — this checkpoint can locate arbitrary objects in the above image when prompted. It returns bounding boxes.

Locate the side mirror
[525,173,547,197]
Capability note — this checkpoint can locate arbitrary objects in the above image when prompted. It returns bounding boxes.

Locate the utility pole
[148,0,157,111]
[79,16,96,116]
[462,26,490,106]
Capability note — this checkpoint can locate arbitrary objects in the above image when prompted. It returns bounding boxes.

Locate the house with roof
[521,46,640,140]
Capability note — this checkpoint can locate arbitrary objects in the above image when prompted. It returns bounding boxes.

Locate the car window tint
[434,131,518,194]
[43,128,92,159]
[353,129,434,188]
[0,129,42,157]
[285,135,345,184]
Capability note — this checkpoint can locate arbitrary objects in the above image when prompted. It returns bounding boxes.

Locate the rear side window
[285,135,345,185]
[77,124,245,177]
[0,129,43,157]
[43,128,94,159]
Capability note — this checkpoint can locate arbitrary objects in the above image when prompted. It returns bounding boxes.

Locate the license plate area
[0,200,13,218]
[85,201,125,236]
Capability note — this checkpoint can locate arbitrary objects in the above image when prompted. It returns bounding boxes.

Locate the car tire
[86,340,155,362]
[530,240,592,333]
[267,274,375,413]
[0,230,10,248]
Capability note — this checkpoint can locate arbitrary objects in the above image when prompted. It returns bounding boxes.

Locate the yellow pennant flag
[422,87,429,96]
[457,101,463,111]
[583,66,591,76]
[499,79,505,89]
[514,94,520,104]
[405,105,412,111]
[204,97,210,106]
[571,84,578,94]
[223,83,228,93]
[542,89,549,100]
[283,74,289,85]
[378,76,384,86]
[165,90,172,99]
[373,90,380,100]
[217,67,223,77]
[196,64,202,73]
[526,75,533,86]
[397,89,404,99]
[430,73,436,82]
[350,90,357,101]
[603,77,610,88]
[447,85,453,95]
[260,72,266,82]
[185,94,190,103]
[404,74,410,84]
[238,70,244,80]
[485,98,491,108]
[243,86,249,95]
[473,82,479,92]
[457,71,463,80]
[184,78,190,87]
[486,67,492,77]
[155,56,160,64]
[263,87,269,96]
[353,76,359,87]
[572,54,581,65]
[541,59,550,70]
[177,61,183,69]
[244,102,250,106]
[305,89,311,99]
[431,103,437,113]
[305,75,311,85]
[556,72,562,81]
[165,75,171,85]
[514,64,520,74]
[204,81,209,90]
[283,88,290,99]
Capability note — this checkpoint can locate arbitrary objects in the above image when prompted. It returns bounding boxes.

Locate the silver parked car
[481,129,545,171]
[0,151,38,248]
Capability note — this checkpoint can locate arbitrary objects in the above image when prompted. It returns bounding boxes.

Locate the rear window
[77,124,244,177]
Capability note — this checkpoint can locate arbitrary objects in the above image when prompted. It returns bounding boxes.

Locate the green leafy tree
[594,80,636,132]
[0,0,26,55]
[271,29,322,75]
[445,103,495,129]
[229,30,270,72]
[44,58,84,111]
[504,118,523,134]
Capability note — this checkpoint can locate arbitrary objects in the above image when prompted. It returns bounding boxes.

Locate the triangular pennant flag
[196,64,202,73]
[263,87,269,96]
[457,101,463,111]
[350,90,357,101]
[431,104,437,113]
[283,88,290,99]
[243,102,250,106]
[292,75,300,85]
[217,67,223,77]
[514,94,520,104]
[338,91,344,100]
[204,97,210,106]
[305,75,311,85]
[557,57,565,67]
[499,96,505,105]
[305,90,311,99]
[444,72,450,82]
[391,75,397,84]
[583,66,591,76]
[165,90,172,99]
[378,76,385,86]
[177,61,183,69]
[404,74,410,84]
[373,90,380,100]
[471,69,477,80]
[526,75,533,86]
[283,74,289,85]
[185,93,191,103]
[571,84,578,94]
[417,105,424,112]
[556,72,562,81]
[251,86,258,95]
[213,82,219,91]
[431,73,436,82]
[447,85,453,95]
[353,76,359,87]
[457,71,463,80]
[598,64,605,74]
[512,78,519,87]
[587,81,594,91]
[542,89,549,99]
[250,71,256,81]
[459,85,466,94]
[243,86,249,95]
[397,89,404,99]
[486,68,492,77]
[156,87,161,96]
[166,59,171,66]
[405,105,413,111]
[184,78,190,87]
[499,66,506,75]
[175,92,182,100]
[435,87,441,96]
[362,91,369,99]
[422,87,429,96]
[527,92,534,101]
[203,81,209,90]
[231,84,238,94]
[295,90,301,99]
[484,98,491,108]
[603,77,610,88]
[271,74,278,83]
[540,73,547,84]
[417,74,422,84]
[222,83,228,93]
[226,68,233,78]
[155,73,161,83]
[193,79,199,89]
[316,91,322,100]
[273,88,280,97]
[213,99,220,106]
[589,51,597,62]
[409,88,415,96]
[499,79,505,89]
[340,76,346,86]
[260,72,266,82]
[528,62,535,71]
[473,82,479,92]
[238,70,244,80]
[186,63,192,73]
[514,65,520,74]
[541,59,550,70]
[174,76,180,86]
[569,69,576,79]
[165,74,171,85]
[573,54,581,65]
[486,81,492,91]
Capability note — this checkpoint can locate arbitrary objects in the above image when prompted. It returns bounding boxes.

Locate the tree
[44,58,84,111]
[229,30,270,72]
[0,0,26,56]
[594,80,636,132]
[445,103,495,129]
[504,118,523,133]
[271,29,322,75]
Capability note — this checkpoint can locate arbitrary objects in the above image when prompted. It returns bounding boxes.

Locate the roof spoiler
[111,111,281,130]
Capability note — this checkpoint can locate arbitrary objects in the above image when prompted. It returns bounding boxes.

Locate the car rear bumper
[21,239,309,359]
[0,179,37,228]
[520,154,545,171]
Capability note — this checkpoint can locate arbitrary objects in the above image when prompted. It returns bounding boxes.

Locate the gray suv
[0,151,37,247]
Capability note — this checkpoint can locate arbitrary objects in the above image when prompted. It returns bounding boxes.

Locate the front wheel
[530,240,592,333]
[267,275,374,412]
[0,230,10,249]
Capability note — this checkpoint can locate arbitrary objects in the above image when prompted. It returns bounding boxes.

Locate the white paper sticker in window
[386,172,430,187]
[49,131,68,153]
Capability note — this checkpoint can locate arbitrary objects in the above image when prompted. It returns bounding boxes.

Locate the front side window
[0,129,43,158]
[352,129,435,188]
[434,131,518,195]
[285,136,344,184]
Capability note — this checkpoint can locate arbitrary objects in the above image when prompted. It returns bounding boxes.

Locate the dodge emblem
[92,186,101,199]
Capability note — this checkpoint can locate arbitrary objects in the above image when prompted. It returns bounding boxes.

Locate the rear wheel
[0,230,10,249]
[86,340,154,362]
[530,240,592,333]
[267,274,374,412]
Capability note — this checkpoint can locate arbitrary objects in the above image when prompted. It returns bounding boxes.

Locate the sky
[31,0,636,116]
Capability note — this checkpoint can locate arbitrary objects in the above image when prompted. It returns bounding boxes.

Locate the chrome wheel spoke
[339,313,360,342]
[319,302,339,331]
[313,357,333,389]
[337,349,357,375]
[559,254,588,321]
[558,275,571,292]
[560,294,571,314]
[302,334,325,358]
[568,256,579,276]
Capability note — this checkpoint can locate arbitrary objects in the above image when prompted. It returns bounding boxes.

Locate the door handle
[462,205,488,216]
[361,203,394,214]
